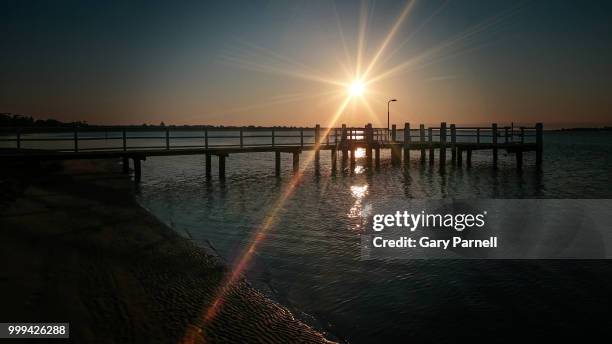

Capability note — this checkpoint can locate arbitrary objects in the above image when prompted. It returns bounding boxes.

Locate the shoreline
[0,158,334,343]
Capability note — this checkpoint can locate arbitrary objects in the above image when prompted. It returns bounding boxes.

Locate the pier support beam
[205,153,211,180]
[292,152,300,173]
[439,122,447,171]
[428,127,434,165]
[331,148,337,173]
[467,149,472,167]
[403,122,410,165]
[341,124,348,166]
[419,124,426,163]
[350,147,356,168]
[275,151,281,177]
[536,123,543,166]
[133,157,141,183]
[457,148,463,166]
[218,154,227,181]
[122,156,129,174]
[375,148,380,169]
[365,124,373,168]
[314,124,321,169]
[450,124,456,163]
[492,123,498,168]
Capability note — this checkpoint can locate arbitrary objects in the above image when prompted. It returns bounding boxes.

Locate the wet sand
[0,158,334,343]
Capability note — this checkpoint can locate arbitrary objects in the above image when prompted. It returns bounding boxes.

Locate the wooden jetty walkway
[0,122,543,183]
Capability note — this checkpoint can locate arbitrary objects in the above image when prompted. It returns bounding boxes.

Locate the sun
[348,80,365,97]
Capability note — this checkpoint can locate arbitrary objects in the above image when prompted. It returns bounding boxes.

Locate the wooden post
[240,128,244,148]
[492,123,498,168]
[375,147,380,169]
[504,127,509,144]
[122,129,127,151]
[350,147,356,167]
[457,148,463,166]
[467,149,472,167]
[272,128,275,147]
[292,152,300,173]
[331,148,337,173]
[315,124,321,163]
[133,158,141,183]
[205,153,211,179]
[450,124,456,163]
[477,128,481,144]
[165,127,170,150]
[420,124,426,163]
[403,123,410,164]
[439,122,447,171]
[218,154,226,181]
[391,124,397,142]
[520,127,525,144]
[122,157,129,174]
[341,124,348,163]
[204,127,209,149]
[536,123,543,166]
[428,127,434,165]
[275,151,281,177]
[516,150,523,170]
[74,127,79,152]
[365,124,373,167]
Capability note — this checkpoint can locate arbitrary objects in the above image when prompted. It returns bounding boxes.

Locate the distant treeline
[0,113,301,129]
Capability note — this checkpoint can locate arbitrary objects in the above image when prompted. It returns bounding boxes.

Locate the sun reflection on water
[348,184,370,232]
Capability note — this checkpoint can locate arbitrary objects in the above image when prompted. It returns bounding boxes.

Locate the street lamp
[387,99,397,140]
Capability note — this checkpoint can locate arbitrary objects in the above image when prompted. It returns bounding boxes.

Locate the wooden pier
[0,122,543,183]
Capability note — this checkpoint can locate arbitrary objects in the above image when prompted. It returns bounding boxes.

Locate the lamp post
[387,98,397,140]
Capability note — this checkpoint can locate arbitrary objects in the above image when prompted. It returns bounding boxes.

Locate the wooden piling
[133,158,141,183]
[219,154,226,181]
[467,149,472,167]
[450,124,456,163]
[420,124,426,163]
[375,147,380,169]
[293,152,300,173]
[205,153,211,179]
[275,151,281,177]
[391,124,397,142]
[165,128,170,150]
[122,129,127,151]
[492,123,498,168]
[365,124,373,167]
[403,123,410,164]
[457,148,463,166]
[350,147,356,167]
[341,124,348,163]
[331,148,337,173]
[536,123,543,166]
[428,127,434,165]
[122,157,129,174]
[439,122,447,171]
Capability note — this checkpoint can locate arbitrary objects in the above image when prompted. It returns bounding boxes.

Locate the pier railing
[0,123,539,152]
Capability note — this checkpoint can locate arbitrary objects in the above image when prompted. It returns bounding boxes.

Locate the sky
[1,0,611,128]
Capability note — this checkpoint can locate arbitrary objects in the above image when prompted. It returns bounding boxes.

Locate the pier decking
[1,122,543,182]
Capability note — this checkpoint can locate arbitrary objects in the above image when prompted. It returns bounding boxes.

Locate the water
[135,131,612,343]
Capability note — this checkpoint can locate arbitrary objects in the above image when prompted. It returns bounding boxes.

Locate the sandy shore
[0,158,334,343]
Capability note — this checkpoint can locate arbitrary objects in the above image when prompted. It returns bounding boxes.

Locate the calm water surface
[137,132,612,342]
